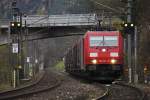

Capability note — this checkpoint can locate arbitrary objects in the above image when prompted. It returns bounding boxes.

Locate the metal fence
[22,14,97,27]
[0,14,97,28]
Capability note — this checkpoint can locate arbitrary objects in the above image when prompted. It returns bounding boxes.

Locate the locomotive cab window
[104,36,118,46]
[90,36,103,47]
[89,36,118,47]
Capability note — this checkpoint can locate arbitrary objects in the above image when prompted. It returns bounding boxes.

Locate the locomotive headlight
[102,48,106,52]
[91,59,97,64]
[110,52,118,57]
[111,59,117,64]
[90,52,98,57]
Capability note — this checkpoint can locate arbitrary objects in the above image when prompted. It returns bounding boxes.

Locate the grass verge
[54,61,65,71]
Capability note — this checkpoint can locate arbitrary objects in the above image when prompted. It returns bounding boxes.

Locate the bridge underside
[0,26,95,45]
[27,26,93,39]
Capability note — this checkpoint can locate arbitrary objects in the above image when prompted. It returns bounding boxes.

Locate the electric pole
[11,0,18,88]
[126,0,139,83]
[10,0,23,87]
[134,26,138,83]
[127,0,133,83]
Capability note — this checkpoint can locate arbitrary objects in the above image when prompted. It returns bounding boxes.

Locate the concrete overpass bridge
[0,14,97,44]
[0,14,98,45]
[0,13,120,45]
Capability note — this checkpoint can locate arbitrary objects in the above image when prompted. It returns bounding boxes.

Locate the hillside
[0,0,94,18]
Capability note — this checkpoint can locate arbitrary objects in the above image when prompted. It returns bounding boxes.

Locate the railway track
[56,72,110,100]
[95,84,109,100]
[61,72,146,100]
[97,82,146,100]
[0,69,61,100]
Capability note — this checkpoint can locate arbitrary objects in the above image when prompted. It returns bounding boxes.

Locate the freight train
[64,31,124,81]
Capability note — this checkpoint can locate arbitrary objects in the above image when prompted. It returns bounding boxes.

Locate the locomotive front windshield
[90,36,118,47]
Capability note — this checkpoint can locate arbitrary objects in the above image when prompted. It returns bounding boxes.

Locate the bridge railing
[22,14,97,27]
[0,14,97,28]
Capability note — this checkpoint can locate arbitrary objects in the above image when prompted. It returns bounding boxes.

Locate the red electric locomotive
[64,31,124,80]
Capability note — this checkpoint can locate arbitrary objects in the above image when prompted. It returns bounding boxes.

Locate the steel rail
[0,71,45,100]
[0,71,45,94]
[114,81,146,100]
[0,70,62,100]
[95,84,109,100]
[94,81,146,100]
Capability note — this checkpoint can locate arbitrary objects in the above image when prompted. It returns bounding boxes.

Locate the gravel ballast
[15,69,105,100]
